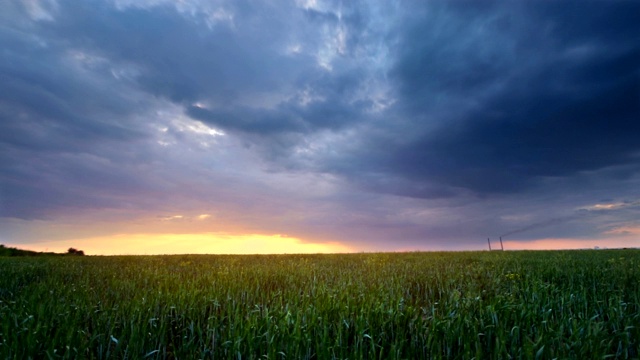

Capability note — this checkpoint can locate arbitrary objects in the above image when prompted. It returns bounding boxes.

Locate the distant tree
[67,248,85,256]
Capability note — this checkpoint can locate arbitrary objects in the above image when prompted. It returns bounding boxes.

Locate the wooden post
[499,236,504,251]
[487,238,492,251]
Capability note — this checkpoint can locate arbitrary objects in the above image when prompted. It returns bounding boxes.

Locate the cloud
[159,215,184,221]
[580,200,640,212]
[605,226,640,237]
[1,0,639,251]
[373,1,640,197]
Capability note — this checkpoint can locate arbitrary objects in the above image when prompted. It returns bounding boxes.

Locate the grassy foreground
[1,250,638,359]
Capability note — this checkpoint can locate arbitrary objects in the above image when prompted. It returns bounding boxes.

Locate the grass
[1,250,638,359]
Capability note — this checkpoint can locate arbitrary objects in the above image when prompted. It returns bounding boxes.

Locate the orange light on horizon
[503,237,640,250]
[10,232,352,255]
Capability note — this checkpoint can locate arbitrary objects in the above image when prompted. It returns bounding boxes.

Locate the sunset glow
[8,233,352,255]
[503,237,640,251]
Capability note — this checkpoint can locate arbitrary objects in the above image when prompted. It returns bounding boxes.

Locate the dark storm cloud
[0,31,144,153]
[0,2,160,219]
[50,3,239,102]
[0,0,375,220]
[186,82,368,135]
[47,0,314,104]
[43,0,375,135]
[376,1,640,197]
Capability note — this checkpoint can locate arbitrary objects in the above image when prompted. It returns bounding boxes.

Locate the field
[1,250,638,359]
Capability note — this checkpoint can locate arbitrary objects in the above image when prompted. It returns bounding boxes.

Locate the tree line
[0,244,85,257]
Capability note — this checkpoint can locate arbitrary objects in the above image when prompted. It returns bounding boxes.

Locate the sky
[1,0,639,255]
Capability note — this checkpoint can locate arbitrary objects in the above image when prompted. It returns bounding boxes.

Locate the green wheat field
[1,250,638,359]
